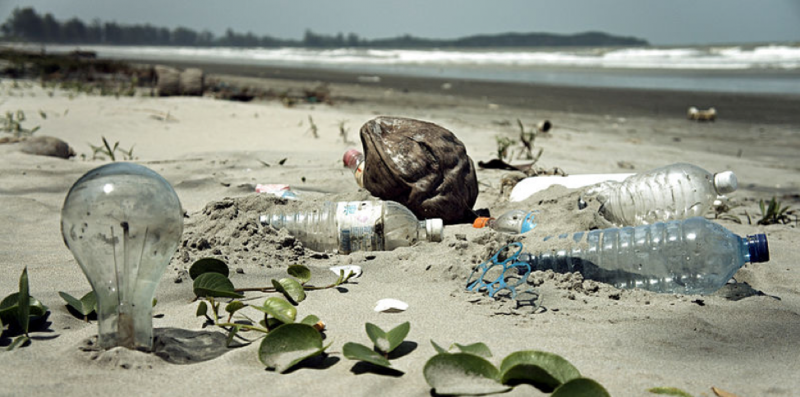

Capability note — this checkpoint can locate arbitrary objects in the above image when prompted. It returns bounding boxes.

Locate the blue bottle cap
[746,234,769,263]
[519,212,538,234]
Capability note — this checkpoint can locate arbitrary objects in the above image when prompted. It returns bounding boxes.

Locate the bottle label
[336,201,383,253]
[354,162,365,187]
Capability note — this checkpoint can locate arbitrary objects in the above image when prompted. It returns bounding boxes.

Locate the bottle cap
[472,217,494,228]
[713,171,738,195]
[426,219,444,242]
[343,149,364,170]
[746,234,769,263]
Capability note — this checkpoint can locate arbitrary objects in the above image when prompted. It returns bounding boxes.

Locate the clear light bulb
[61,162,183,351]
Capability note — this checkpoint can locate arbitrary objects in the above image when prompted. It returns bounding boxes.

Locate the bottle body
[519,217,767,295]
[260,200,443,254]
[473,209,538,234]
[588,163,737,226]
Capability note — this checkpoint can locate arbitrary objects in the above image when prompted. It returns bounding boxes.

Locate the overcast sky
[1,0,799,46]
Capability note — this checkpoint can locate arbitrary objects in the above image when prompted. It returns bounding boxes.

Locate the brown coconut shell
[359,116,478,224]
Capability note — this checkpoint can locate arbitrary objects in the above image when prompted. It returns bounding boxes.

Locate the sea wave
[37,43,800,70]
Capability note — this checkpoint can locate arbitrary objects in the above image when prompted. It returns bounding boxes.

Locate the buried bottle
[586,163,738,227]
[473,209,539,234]
[515,217,768,295]
[260,200,443,254]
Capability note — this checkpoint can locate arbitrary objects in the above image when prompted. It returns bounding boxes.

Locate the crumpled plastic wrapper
[359,116,478,224]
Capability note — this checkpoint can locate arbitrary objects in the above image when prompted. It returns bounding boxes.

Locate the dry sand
[1,68,799,397]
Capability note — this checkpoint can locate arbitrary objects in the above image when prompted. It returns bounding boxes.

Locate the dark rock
[18,136,76,159]
[359,116,478,224]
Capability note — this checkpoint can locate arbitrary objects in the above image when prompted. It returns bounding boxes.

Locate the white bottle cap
[713,171,738,195]
[426,219,444,242]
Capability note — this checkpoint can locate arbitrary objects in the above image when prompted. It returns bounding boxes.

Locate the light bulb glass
[61,162,183,351]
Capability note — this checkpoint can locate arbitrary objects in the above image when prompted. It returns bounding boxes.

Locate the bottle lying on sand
[515,217,768,295]
[472,209,538,234]
[585,163,738,227]
[509,173,634,202]
[343,149,365,187]
[259,200,443,254]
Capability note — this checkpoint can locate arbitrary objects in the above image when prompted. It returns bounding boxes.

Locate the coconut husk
[359,116,478,224]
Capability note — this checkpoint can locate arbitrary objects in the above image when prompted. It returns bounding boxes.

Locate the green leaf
[385,321,410,353]
[258,323,327,373]
[196,301,209,317]
[287,265,311,284]
[423,353,509,396]
[299,315,321,326]
[0,293,48,326]
[59,291,97,317]
[365,322,389,353]
[272,278,306,304]
[648,386,695,397]
[251,297,296,324]
[552,378,611,397]
[189,258,230,280]
[226,325,242,348]
[499,350,582,392]
[343,342,395,370]
[225,300,246,315]
[192,273,243,299]
[7,335,30,351]
[431,340,449,354]
[455,342,493,358]
[18,267,30,335]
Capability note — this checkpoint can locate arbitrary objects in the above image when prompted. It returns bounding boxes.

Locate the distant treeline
[1,7,648,48]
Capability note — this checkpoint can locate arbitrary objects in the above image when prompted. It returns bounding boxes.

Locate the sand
[1,66,799,397]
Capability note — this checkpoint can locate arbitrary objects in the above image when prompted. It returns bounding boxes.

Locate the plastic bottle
[473,209,539,234]
[509,173,634,202]
[515,217,768,295]
[343,149,365,187]
[586,163,738,226]
[259,200,444,254]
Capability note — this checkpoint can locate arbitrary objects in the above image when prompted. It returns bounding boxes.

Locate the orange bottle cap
[472,217,494,228]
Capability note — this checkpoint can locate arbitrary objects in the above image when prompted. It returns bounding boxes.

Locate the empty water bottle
[516,217,768,295]
[473,209,538,234]
[260,200,443,254]
[585,163,738,226]
[343,149,365,187]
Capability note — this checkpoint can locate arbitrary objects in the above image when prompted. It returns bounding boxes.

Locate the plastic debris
[255,184,298,200]
[374,298,409,313]
[329,265,362,278]
[466,242,532,299]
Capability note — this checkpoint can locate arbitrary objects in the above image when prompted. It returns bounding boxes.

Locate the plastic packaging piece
[466,242,532,299]
[329,265,362,278]
[255,184,298,200]
[260,200,444,254]
[374,298,408,313]
[342,149,365,187]
[587,163,738,226]
[473,209,539,234]
[514,217,768,295]
[510,173,634,202]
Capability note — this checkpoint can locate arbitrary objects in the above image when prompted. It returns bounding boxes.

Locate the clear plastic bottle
[259,200,444,254]
[516,217,768,295]
[586,163,738,226]
[473,209,538,234]
[343,149,365,187]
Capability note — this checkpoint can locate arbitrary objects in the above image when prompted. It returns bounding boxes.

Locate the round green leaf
[272,278,306,304]
[258,323,326,373]
[192,273,243,298]
[225,300,246,315]
[365,323,388,352]
[59,291,96,317]
[455,342,493,358]
[343,342,394,369]
[287,265,312,284]
[251,297,297,324]
[552,378,611,397]
[423,353,509,396]
[189,258,230,280]
[196,301,209,317]
[0,293,48,327]
[299,315,321,326]
[499,350,581,391]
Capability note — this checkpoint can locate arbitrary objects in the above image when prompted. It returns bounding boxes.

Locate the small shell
[329,265,362,278]
[374,298,408,313]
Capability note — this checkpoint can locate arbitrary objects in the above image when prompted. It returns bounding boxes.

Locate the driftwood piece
[179,68,204,96]
[155,65,180,97]
[360,116,478,224]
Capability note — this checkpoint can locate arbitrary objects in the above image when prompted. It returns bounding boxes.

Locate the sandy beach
[1,60,799,397]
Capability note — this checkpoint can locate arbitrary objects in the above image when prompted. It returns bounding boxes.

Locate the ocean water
[32,43,800,96]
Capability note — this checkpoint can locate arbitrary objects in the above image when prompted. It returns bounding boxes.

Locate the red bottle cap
[343,149,364,170]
